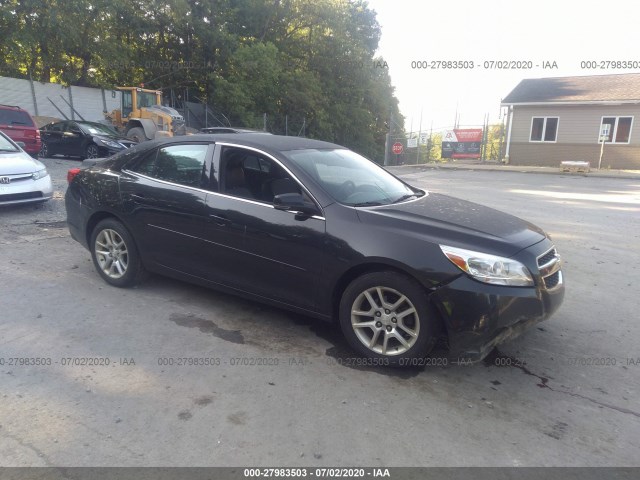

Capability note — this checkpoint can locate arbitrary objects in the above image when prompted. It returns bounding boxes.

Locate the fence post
[28,75,39,116]
[68,86,74,120]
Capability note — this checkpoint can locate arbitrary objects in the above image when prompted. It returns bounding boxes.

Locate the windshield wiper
[392,192,423,204]
[352,201,385,207]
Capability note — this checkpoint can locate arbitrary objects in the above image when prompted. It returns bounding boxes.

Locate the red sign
[442,129,483,159]
[392,142,403,155]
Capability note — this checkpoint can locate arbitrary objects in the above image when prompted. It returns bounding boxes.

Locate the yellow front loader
[105,87,186,142]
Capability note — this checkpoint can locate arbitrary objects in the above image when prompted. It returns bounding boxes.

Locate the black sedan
[40,121,136,159]
[65,134,564,364]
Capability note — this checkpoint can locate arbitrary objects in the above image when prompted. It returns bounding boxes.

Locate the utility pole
[427,121,433,162]
[453,103,458,129]
[417,108,423,164]
[499,110,505,163]
[481,113,488,162]
[384,112,393,166]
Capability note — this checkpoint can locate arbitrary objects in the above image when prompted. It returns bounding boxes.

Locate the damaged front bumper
[429,244,565,362]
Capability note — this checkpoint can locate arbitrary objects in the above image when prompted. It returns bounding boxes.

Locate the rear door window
[130,144,209,188]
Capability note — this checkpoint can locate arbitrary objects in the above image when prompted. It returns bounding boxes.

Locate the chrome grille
[1,173,33,184]
[537,248,556,267]
[537,246,562,290]
[544,271,561,289]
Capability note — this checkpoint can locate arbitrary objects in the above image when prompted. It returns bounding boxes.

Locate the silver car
[0,131,53,205]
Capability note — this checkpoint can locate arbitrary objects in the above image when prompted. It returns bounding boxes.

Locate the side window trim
[212,142,324,217]
[123,142,214,190]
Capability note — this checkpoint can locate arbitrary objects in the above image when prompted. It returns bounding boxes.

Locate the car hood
[0,151,46,175]
[355,192,547,257]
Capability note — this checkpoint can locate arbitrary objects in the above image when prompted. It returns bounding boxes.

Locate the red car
[0,104,41,157]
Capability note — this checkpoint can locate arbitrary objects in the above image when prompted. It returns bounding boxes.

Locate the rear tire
[339,271,436,365]
[127,127,148,143]
[39,142,49,158]
[90,218,146,287]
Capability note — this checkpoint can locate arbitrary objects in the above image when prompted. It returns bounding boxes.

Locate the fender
[128,118,158,140]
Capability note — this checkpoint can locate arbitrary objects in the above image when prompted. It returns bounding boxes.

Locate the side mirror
[273,193,318,216]
[15,141,26,149]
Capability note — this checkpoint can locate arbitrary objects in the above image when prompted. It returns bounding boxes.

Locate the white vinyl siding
[510,105,640,145]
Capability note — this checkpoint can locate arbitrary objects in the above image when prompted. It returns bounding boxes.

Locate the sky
[365,0,640,133]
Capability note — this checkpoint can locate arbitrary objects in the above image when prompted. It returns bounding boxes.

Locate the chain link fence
[386,124,506,166]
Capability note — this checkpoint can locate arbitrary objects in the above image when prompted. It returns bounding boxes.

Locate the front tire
[339,271,436,365]
[127,127,149,143]
[90,218,145,287]
[85,144,100,159]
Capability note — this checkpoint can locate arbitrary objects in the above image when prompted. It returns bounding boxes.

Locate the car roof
[152,133,345,153]
[201,127,263,132]
[0,104,28,111]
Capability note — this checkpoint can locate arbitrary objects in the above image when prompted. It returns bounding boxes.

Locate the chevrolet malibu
[65,134,564,364]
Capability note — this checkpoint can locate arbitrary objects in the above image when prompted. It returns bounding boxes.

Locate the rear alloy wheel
[339,271,436,365]
[90,218,145,287]
[39,142,49,158]
[85,144,100,159]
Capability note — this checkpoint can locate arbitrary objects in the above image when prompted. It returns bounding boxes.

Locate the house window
[600,116,633,143]
[530,117,558,142]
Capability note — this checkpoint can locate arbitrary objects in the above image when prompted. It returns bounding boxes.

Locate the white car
[0,131,53,205]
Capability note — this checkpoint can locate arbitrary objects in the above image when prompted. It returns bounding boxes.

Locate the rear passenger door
[60,122,83,156]
[119,143,213,275]
[40,122,65,155]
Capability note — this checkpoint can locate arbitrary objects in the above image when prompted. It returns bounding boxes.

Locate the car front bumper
[430,269,565,362]
[0,175,53,206]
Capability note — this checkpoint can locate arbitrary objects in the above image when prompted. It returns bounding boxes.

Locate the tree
[0,0,404,160]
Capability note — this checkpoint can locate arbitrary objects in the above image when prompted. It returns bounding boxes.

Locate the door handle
[208,213,230,226]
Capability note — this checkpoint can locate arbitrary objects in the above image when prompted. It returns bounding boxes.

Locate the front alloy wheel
[339,271,436,364]
[39,142,49,158]
[85,144,100,159]
[90,218,145,287]
[351,286,420,355]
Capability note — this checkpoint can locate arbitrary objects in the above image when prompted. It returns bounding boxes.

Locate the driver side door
[60,122,84,156]
[202,145,327,312]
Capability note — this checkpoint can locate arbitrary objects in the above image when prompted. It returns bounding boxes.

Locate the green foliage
[484,123,505,161]
[0,0,403,161]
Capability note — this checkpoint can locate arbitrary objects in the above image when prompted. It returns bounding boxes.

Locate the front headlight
[440,245,534,286]
[97,139,123,149]
[32,168,49,180]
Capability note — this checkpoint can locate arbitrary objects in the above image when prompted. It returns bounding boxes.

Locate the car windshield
[284,148,421,206]
[77,122,119,136]
[0,133,19,152]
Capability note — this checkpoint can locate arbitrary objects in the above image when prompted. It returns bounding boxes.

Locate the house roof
[502,73,640,105]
